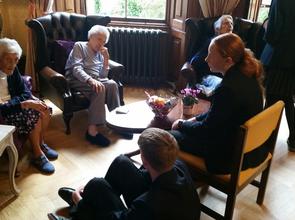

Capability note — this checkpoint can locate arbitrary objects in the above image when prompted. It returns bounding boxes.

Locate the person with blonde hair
[0,38,57,174]
[65,25,121,147]
[49,128,200,220]
[171,33,265,174]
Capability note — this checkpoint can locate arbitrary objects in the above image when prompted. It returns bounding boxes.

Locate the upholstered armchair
[26,12,125,134]
[180,16,266,87]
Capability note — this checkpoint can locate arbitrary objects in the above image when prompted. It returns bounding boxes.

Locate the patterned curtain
[199,0,240,17]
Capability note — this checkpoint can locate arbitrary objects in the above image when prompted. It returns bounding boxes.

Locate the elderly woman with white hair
[190,15,234,83]
[65,25,121,147]
[0,38,58,174]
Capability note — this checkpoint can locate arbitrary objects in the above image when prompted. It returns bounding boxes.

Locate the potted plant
[180,88,199,116]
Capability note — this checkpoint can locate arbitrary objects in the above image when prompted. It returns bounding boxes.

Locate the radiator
[107,27,169,85]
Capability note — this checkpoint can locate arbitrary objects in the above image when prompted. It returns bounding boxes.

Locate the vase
[183,104,194,117]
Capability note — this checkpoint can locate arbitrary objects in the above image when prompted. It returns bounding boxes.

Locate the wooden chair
[178,101,285,219]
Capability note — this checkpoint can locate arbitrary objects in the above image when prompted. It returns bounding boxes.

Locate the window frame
[85,0,170,29]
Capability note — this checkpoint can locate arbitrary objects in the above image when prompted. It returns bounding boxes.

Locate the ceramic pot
[183,104,194,117]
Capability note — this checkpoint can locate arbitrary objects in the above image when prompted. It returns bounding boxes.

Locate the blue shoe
[41,143,58,160]
[32,155,55,174]
[85,132,110,147]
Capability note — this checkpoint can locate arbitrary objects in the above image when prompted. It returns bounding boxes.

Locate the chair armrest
[22,75,33,91]
[180,62,196,80]
[40,66,70,95]
[109,60,124,82]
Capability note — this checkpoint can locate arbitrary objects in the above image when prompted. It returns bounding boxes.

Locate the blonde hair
[88,25,110,43]
[0,38,22,59]
[138,128,179,172]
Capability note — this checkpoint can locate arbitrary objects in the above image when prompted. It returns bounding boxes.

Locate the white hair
[0,38,22,59]
[88,25,110,43]
[214,15,233,34]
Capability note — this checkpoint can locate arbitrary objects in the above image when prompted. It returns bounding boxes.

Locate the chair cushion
[178,150,272,188]
[53,40,75,75]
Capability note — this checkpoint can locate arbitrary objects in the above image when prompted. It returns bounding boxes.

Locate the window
[248,0,271,22]
[86,0,167,21]
[257,0,271,22]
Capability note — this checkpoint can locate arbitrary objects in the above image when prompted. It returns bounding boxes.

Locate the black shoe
[48,213,70,220]
[287,138,295,152]
[85,131,110,147]
[58,187,75,206]
[118,132,133,140]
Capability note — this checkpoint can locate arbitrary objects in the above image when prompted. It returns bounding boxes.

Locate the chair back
[242,101,284,154]
[184,16,266,61]
[26,12,111,74]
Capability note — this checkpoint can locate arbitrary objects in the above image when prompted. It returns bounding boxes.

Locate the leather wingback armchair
[180,16,266,87]
[26,12,125,134]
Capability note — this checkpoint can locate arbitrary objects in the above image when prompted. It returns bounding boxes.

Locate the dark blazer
[0,68,31,117]
[264,0,295,69]
[113,160,200,220]
[179,66,264,174]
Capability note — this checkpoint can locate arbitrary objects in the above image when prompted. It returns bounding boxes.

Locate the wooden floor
[0,86,295,220]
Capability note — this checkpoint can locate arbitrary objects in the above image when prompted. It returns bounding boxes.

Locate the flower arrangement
[181,88,200,106]
[145,91,178,118]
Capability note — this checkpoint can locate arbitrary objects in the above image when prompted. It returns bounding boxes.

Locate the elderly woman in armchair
[0,38,57,174]
[186,15,234,85]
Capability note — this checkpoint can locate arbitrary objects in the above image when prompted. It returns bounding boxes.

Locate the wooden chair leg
[256,166,271,205]
[63,113,73,135]
[118,82,125,106]
[224,194,237,220]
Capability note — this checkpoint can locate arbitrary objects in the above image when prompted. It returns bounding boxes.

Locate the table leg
[6,135,20,195]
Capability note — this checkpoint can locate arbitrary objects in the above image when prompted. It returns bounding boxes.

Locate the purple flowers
[181,88,200,106]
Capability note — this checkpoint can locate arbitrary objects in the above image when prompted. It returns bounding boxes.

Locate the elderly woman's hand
[100,46,109,68]
[21,99,49,112]
[87,78,105,94]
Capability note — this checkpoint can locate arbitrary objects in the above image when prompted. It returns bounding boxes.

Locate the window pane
[86,0,166,20]
[126,0,166,20]
[86,0,125,17]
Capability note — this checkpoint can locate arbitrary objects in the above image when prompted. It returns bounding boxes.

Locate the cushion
[53,40,75,75]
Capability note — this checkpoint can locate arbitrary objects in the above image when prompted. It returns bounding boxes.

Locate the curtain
[25,0,54,93]
[199,0,240,17]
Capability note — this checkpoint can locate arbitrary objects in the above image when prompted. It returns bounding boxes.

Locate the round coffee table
[106,99,210,133]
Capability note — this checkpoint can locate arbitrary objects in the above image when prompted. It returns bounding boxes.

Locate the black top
[264,0,295,69]
[0,68,31,117]
[179,66,264,173]
[113,160,200,220]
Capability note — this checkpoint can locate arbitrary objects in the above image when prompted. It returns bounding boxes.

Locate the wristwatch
[178,120,184,128]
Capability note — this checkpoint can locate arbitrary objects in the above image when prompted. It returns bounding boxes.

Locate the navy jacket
[179,66,264,173]
[264,0,295,69]
[0,68,31,117]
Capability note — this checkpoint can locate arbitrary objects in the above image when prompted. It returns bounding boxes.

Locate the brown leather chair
[180,16,266,88]
[26,12,125,134]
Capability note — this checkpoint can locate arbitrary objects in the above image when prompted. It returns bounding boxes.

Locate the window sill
[109,20,170,31]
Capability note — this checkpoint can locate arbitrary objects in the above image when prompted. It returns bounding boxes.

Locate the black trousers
[72,155,151,220]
